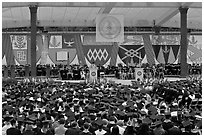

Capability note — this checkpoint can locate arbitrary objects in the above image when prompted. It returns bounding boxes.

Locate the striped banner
[142,34,155,66]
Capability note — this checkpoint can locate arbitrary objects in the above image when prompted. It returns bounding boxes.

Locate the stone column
[29,5,38,77]
[3,66,8,78]
[179,7,188,77]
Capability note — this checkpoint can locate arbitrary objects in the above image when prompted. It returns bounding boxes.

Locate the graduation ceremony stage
[53,76,188,86]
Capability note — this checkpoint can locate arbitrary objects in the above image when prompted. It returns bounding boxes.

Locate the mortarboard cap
[142,118,152,124]
[182,120,192,127]
[115,110,126,116]
[150,115,157,120]
[17,116,25,122]
[10,95,16,99]
[95,119,104,126]
[157,115,165,120]
[165,111,171,116]
[42,119,51,124]
[28,114,38,121]
[4,105,14,112]
[183,113,191,117]
[3,114,13,122]
[25,120,34,124]
[140,111,147,115]
[148,106,157,114]
[195,120,202,128]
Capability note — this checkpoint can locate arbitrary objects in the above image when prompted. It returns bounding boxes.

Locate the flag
[96,14,124,42]
[118,45,145,66]
[188,45,202,62]
[83,45,112,66]
[153,45,180,64]
[135,68,144,81]
[48,34,77,65]
[157,46,165,64]
[168,47,176,63]
[162,45,170,64]
[49,35,62,48]
[11,35,28,65]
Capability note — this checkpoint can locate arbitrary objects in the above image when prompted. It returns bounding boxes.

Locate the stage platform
[54,76,187,86]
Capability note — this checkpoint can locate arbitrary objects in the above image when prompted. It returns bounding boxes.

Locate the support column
[10,65,15,78]
[4,66,8,78]
[46,65,51,78]
[25,65,30,77]
[29,5,38,77]
[179,7,188,77]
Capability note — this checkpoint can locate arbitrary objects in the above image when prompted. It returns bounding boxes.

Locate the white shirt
[2,123,12,135]
[95,129,107,135]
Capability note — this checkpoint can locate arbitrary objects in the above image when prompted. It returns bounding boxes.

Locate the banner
[135,68,144,81]
[89,64,98,83]
[83,45,112,66]
[48,34,77,65]
[152,45,180,64]
[118,45,145,66]
[11,35,27,65]
[49,35,62,49]
[96,14,124,42]
[11,35,27,49]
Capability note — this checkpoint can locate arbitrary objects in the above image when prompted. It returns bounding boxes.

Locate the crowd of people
[2,63,202,80]
[2,74,202,135]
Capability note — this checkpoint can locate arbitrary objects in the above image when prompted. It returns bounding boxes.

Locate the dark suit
[6,127,21,135]
[168,126,182,135]
[65,127,81,135]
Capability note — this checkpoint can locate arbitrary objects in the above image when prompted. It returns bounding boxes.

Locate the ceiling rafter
[155,2,193,26]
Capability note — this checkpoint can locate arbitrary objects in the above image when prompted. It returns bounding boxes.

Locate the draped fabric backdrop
[2,34,15,65]
[2,34,202,66]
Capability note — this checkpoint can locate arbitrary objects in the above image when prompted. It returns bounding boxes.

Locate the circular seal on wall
[91,72,96,76]
[137,71,142,76]
[98,16,122,39]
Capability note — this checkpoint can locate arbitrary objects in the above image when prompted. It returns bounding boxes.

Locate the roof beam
[3,2,201,8]
[155,2,193,26]
[98,2,116,14]
[92,2,116,24]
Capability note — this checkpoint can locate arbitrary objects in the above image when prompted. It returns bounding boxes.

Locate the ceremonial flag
[118,45,145,66]
[11,35,27,65]
[96,14,124,42]
[83,45,112,66]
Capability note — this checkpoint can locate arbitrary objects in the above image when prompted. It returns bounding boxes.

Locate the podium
[89,64,98,84]
[135,68,144,81]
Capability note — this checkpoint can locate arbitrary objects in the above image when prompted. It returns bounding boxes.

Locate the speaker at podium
[135,68,144,81]
[89,63,98,84]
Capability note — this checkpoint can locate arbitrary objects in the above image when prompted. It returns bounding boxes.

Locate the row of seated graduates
[2,63,202,79]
